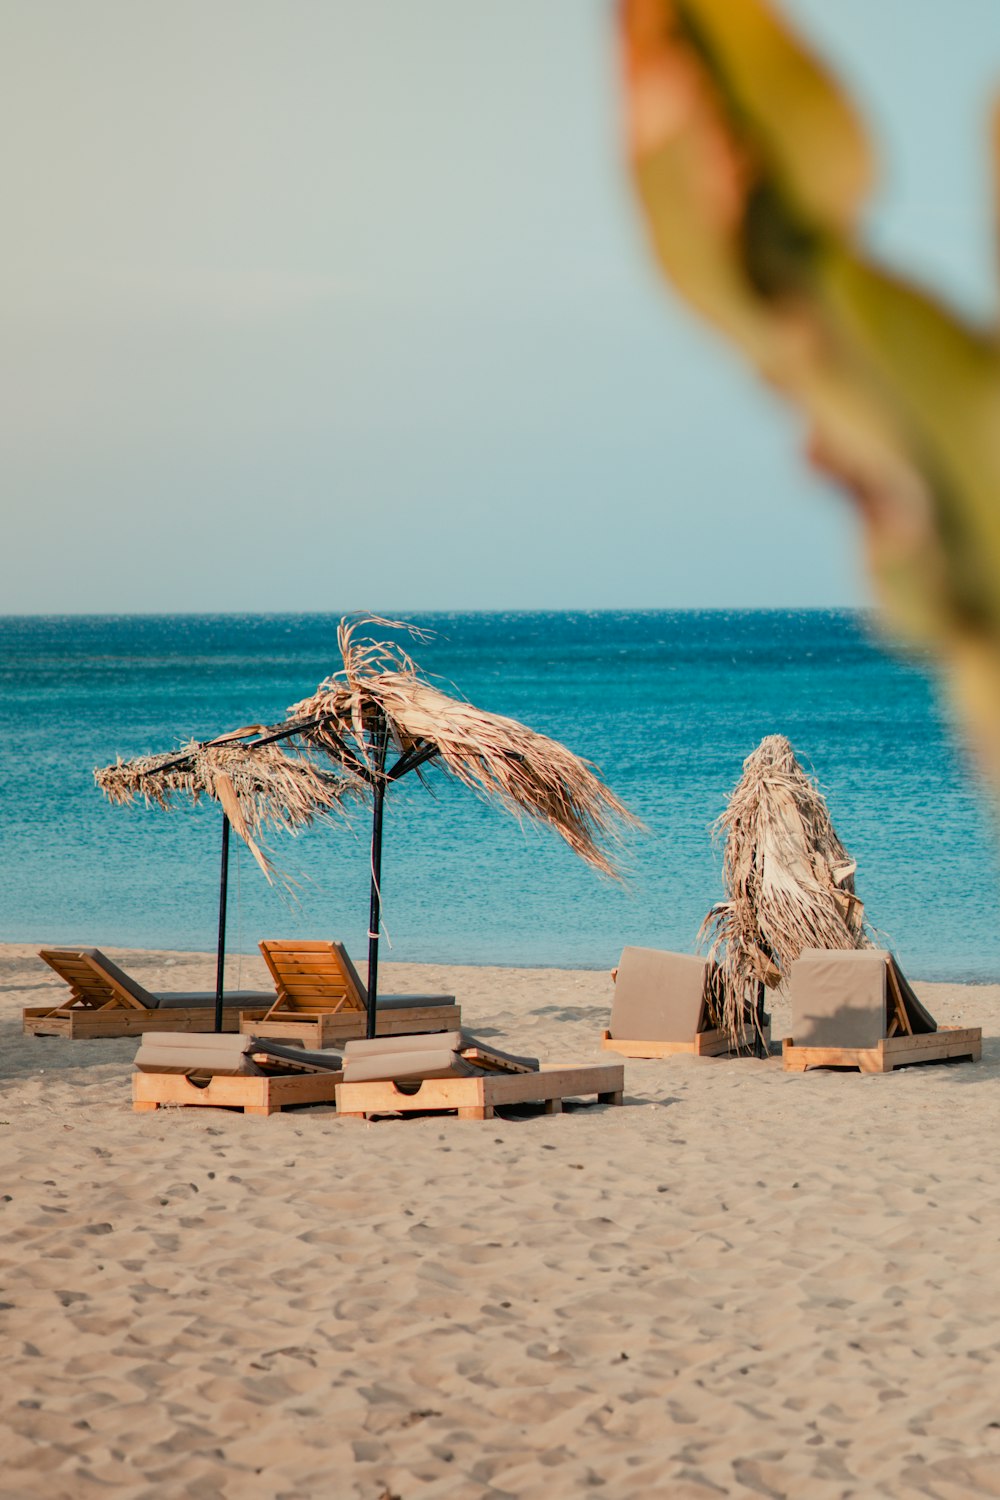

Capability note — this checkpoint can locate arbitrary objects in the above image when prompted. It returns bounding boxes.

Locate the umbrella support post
[753,980,768,1059]
[214,813,231,1034]
[365,714,390,1039]
[366,785,385,1039]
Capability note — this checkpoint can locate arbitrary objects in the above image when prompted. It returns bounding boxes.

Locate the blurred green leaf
[621,0,1000,782]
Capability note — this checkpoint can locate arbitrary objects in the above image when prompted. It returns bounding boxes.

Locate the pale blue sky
[2,1,998,613]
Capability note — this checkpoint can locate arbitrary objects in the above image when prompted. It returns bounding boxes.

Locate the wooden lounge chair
[782,948,982,1073]
[246,939,461,1046]
[601,946,765,1058]
[24,948,273,1039]
[335,1030,622,1121]
[132,1031,343,1114]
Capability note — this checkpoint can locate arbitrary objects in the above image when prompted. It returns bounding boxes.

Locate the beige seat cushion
[343,1031,539,1072]
[343,1032,464,1058]
[134,1032,261,1076]
[788,949,888,1048]
[609,948,710,1043]
[153,991,272,1009]
[342,1047,478,1084]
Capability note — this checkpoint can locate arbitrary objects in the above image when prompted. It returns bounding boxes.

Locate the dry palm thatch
[286,616,640,878]
[95,727,359,882]
[700,735,872,1047]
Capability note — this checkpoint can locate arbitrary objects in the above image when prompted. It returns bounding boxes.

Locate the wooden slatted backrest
[258,940,366,1016]
[37,948,153,1010]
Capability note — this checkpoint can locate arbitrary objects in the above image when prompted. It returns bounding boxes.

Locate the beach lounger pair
[131,1027,624,1121]
[602,944,981,1074]
[26,940,460,1042]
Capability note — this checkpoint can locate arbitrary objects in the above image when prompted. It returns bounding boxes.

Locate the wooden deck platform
[782,1025,982,1074]
[335,1062,625,1121]
[132,1068,342,1116]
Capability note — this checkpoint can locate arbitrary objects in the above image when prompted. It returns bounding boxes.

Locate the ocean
[2,610,998,980]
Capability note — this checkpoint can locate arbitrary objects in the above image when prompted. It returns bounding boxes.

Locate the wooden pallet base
[600,1025,768,1059]
[241,1004,461,1047]
[783,1025,982,1074]
[132,1069,342,1115]
[335,1062,625,1121]
[24,1007,268,1039]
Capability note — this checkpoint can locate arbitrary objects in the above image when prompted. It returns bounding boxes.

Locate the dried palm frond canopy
[96,727,358,882]
[95,724,361,1032]
[96,616,640,1040]
[287,616,639,878]
[700,735,872,1046]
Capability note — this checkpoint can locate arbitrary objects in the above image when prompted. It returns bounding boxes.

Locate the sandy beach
[1,943,999,1498]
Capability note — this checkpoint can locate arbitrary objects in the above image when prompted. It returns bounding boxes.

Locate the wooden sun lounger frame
[25,1008,267,1040]
[335,1062,625,1121]
[600,1023,765,1059]
[24,949,269,1039]
[244,939,461,1046]
[782,952,982,1072]
[783,1027,982,1073]
[133,1068,342,1116]
[133,1062,623,1119]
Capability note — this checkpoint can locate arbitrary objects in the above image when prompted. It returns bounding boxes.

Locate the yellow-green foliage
[621,0,1000,782]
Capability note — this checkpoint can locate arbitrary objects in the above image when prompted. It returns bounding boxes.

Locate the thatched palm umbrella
[96,727,359,1030]
[285,617,640,1035]
[97,617,638,1039]
[700,734,872,1050]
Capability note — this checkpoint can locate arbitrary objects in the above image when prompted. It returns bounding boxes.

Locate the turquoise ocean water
[2,610,999,980]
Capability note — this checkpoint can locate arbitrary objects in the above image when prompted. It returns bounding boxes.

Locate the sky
[2,1,999,614]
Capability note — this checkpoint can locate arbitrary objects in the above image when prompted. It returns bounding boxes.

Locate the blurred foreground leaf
[621,0,1000,782]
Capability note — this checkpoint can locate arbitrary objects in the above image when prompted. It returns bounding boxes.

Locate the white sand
[1,943,999,1499]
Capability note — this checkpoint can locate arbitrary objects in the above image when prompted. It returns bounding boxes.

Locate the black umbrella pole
[366,780,385,1039]
[754,980,767,1059]
[214,813,231,1034]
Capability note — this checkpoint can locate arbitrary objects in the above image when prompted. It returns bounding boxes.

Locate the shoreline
[4,940,998,1021]
[3,944,1000,1495]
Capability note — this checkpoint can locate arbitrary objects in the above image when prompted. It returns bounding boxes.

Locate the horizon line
[0,603,876,622]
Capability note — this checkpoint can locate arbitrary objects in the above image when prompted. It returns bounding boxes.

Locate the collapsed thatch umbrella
[285,616,640,1035]
[700,734,872,1049]
[96,727,359,1030]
